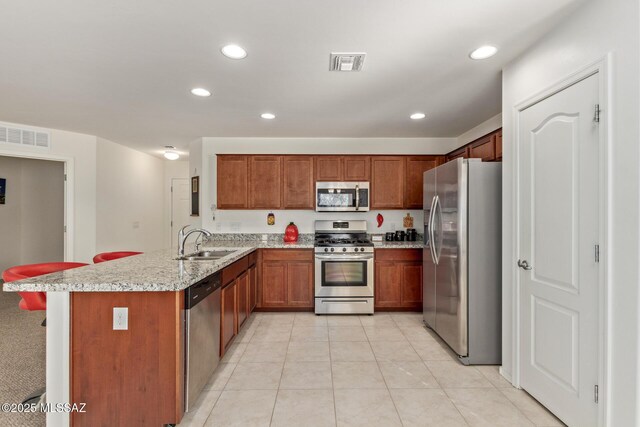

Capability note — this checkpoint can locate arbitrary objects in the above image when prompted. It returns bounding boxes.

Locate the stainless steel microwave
[315,182,370,212]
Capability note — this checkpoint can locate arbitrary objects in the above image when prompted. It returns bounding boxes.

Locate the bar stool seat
[92,251,142,264]
[2,262,88,311]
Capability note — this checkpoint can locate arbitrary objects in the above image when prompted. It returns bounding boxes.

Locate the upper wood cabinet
[315,156,370,181]
[343,156,370,181]
[283,156,314,209]
[315,156,343,181]
[249,156,282,209]
[404,156,442,209]
[495,130,503,160]
[445,128,503,163]
[446,146,469,162]
[217,155,249,209]
[469,135,496,161]
[371,156,405,209]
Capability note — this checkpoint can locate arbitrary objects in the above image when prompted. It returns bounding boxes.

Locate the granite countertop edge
[3,237,422,293]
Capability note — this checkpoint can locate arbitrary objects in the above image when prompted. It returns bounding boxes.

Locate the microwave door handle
[355,184,360,211]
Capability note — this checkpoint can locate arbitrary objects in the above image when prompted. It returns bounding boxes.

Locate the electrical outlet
[113,307,128,330]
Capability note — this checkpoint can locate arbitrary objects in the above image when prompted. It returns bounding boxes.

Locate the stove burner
[314,234,373,247]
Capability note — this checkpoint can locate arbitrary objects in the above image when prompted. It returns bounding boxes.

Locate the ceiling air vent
[329,52,366,71]
[0,122,50,149]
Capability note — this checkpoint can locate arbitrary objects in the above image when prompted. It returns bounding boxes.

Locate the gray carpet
[0,287,46,427]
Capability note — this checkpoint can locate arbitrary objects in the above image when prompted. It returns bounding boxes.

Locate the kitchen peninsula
[3,235,422,427]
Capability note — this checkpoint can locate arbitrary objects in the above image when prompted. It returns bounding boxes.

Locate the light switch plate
[113,307,128,330]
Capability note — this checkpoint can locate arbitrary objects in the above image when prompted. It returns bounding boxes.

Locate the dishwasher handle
[185,272,222,309]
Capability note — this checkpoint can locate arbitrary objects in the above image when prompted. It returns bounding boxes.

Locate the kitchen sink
[176,250,236,261]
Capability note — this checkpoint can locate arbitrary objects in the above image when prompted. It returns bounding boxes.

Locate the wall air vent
[0,122,50,149]
[329,52,366,71]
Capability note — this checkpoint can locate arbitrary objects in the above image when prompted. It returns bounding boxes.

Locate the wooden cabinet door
[446,146,469,162]
[236,272,249,328]
[217,155,249,209]
[287,262,314,307]
[405,156,441,209]
[283,156,314,209]
[261,261,287,307]
[249,264,257,312]
[249,156,282,208]
[375,262,402,308]
[401,262,423,309]
[315,156,343,181]
[371,156,405,209]
[469,135,496,161]
[221,282,237,355]
[343,156,370,181]
[495,130,503,161]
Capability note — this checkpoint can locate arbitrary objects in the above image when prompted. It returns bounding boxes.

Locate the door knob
[517,259,532,270]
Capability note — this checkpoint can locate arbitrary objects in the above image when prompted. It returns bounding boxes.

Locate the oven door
[314,253,374,297]
[315,183,369,212]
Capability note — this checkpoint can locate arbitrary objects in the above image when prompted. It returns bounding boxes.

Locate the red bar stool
[2,261,88,404]
[92,251,142,264]
[2,262,88,311]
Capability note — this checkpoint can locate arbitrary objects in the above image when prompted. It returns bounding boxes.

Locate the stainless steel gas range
[314,220,374,314]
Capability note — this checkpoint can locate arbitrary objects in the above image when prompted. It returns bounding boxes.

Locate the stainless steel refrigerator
[423,158,501,365]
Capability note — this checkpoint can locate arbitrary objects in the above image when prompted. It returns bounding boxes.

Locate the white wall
[501,0,639,425]
[19,158,65,265]
[0,156,65,272]
[0,157,24,272]
[197,137,456,234]
[456,113,502,147]
[95,138,165,253]
[0,123,97,264]
[162,160,189,248]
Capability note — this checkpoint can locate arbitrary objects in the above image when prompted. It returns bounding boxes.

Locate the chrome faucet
[178,225,213,257]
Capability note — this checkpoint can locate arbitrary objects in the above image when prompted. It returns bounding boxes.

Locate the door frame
[170,177,190,248]
[510,55,611,426]
[0,149,74,262]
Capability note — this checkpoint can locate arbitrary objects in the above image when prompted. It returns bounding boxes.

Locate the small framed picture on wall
[0,178,6,205]
[191,176,199,216]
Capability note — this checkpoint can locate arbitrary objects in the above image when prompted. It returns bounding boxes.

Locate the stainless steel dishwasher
[184,272,221,411]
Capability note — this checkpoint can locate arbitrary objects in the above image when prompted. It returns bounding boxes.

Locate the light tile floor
[179,312,565,427]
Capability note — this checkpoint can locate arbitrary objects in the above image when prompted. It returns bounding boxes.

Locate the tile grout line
[328,318,338,427]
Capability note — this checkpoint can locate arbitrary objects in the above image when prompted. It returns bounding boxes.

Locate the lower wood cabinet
[221,281,237,354]
[249,264,258,311]
[260,249,314,309]
[236,271,249,329]
[374,249,423,311]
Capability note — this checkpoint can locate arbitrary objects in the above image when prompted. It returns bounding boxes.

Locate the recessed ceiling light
[410,113,426,120]
[261,113,276,120]
[221,44,247,59]
[469,45,498,60]
[191,88,211,97]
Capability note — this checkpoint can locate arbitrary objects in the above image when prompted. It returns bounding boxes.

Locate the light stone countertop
[2,235,421,293]
[2,239,312,293]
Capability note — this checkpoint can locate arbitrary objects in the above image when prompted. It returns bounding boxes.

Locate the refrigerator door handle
[432,195,442,265]
[427,195,437,265]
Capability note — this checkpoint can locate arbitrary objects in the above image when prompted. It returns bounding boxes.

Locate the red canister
[284,222,299,243]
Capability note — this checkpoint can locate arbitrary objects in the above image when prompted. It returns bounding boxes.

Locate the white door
[518,73,600,426]
[171,178,191,249]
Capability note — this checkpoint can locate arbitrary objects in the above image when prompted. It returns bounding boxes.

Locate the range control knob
[324,248,329,252]
[342,248,347,252]
[360,248,365,252]
[354,248,358,252]
[330,248,335,252]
